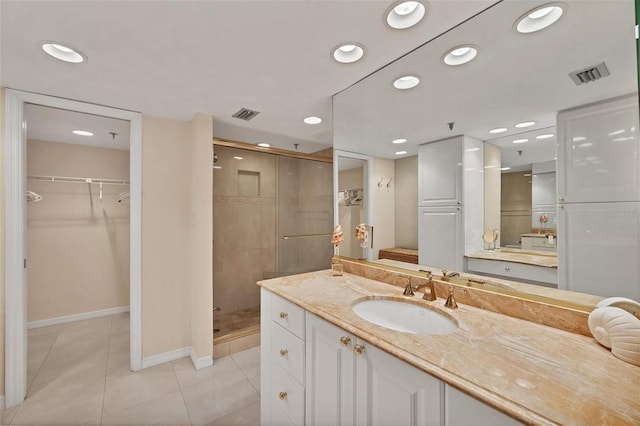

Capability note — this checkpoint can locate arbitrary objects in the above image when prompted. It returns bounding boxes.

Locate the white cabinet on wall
[418,135,483,270]
[556,94,640,299]
[418,207,463,271]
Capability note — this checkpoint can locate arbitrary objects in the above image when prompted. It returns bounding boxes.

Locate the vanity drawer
[271,363,305,425]
[271,293,305,339]
[272,322,305,384]
[466,258,558,286]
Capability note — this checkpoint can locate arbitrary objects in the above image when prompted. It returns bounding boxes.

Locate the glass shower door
[276,156,333,276]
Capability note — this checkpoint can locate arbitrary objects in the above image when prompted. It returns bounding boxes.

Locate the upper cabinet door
[419,137,463,206]
[557,94,640,203]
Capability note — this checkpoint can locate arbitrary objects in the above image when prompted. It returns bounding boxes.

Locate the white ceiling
[25,104,131,150]
[333,0,638,167]
[1,0,497,154]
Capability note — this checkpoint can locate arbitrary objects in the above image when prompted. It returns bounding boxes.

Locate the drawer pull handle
[354,344,365,355]
[279,391,288,400]
[340,336,351,347]
[279,312,288,319]
[279,349,288,357]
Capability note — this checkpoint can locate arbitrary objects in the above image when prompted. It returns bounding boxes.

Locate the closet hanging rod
[282,233,331,240]
[27,175,129,185]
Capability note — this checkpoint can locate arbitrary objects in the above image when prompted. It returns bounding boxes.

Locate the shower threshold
[213,306,261,345]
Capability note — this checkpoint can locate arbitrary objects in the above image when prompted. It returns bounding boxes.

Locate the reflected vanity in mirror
[332,0,639,307]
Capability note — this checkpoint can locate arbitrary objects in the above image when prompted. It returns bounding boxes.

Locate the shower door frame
[3,89,143,408]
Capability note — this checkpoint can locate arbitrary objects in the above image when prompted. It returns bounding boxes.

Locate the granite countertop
[466,248,558,268]
[258,270,639,425]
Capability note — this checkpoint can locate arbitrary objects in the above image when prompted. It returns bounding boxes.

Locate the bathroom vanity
[258,268,640,425]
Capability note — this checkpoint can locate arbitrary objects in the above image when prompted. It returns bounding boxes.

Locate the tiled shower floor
[213,306,261,343]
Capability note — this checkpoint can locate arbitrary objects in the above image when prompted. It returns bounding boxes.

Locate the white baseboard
[190,347,213,370]
[141,346,212,370]
[142,347,191,369]
[27,306,130,329]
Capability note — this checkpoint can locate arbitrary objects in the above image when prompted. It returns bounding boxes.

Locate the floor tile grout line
[171,361,195,425]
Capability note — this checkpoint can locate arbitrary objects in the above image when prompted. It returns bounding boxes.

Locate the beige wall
[1,87,6,396]
[371,157,395,259]
[26,140,130,322]
[189,114,213,360]
[484,144,501,247]
[142,116,192,357]
[394,155,418,250]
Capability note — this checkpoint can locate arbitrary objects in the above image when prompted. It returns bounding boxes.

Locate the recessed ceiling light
[536,133,554,139]
[304,116,322,125]
[392,138,407,144]
[257,143,271,148]
[443,45,478,66]
[72,130,93,136]
[515,4,564,34]
[332,43,365,64]
[393,75,420,90]
[386,1,426,29]
[41,42,86,63]
[234,156,243,160]
[515,121,536,128]
[512,138,529,144]
[489,127,508,134]
[395,150,408,155]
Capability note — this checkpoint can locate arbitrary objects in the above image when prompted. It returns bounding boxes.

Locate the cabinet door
[355,342,442,426]
[558,202,640,300]
[444,385,521,425]
[418,207,463,271]
[418,137,463,206]
[305,313,356,426]
[557,95,640,203]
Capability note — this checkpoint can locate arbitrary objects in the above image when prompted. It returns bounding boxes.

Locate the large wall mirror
[333,0,638,305]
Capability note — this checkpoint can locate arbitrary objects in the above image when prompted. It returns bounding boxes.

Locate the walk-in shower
[212,143,333,346]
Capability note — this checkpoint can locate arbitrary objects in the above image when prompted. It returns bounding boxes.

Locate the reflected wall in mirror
[332,0,639,304]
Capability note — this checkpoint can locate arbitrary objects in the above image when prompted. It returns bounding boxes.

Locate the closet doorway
[4,90,142,408]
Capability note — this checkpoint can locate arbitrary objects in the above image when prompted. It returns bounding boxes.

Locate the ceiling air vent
[232,107,260,121]
[569,62,610,86]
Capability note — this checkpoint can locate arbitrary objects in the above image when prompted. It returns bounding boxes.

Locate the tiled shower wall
[213,146,332,315]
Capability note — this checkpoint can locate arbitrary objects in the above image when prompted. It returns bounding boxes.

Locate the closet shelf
[27,175,129,185]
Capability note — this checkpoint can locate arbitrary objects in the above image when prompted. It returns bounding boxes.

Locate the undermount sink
[352,298,458,335]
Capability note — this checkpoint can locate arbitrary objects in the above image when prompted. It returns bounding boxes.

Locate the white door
[305,313,355,426]
[355,342,442,426]
[418,137,463,207]
[418,207,463,271]
[558,202,640,300]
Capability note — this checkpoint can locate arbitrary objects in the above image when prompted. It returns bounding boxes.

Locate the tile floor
[0,313,261,425]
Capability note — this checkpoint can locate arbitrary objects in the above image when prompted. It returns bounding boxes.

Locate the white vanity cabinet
[263,289,522,425]
[261,289,307,426]
[306,312,441,426]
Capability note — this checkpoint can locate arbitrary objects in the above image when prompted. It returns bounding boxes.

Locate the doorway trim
[3,89,142,408]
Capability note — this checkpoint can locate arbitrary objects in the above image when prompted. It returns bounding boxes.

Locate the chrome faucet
[402,272,437,301]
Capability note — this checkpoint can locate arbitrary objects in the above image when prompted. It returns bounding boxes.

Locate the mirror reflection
[333,0,639,304]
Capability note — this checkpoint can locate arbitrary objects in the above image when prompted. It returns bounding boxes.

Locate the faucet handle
[444,285,458,309]
[399,275,415,296]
